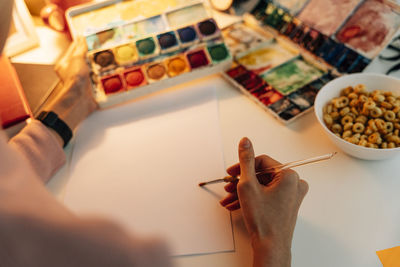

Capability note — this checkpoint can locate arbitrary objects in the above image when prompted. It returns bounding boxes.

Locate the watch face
[211,0,233,11]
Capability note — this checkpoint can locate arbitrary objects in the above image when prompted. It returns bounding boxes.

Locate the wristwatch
[37,111,73,148]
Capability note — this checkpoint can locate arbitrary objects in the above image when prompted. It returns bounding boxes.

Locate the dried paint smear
[261,58,324,95]
[237,42,297,74]
[298,0,361,36]
[335,0,400,58]
[274,0,309,14]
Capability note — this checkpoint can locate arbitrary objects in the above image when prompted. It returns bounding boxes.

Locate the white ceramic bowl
[314,73,400,160]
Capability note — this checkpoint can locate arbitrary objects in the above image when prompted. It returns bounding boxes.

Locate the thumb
[238,137,257,184]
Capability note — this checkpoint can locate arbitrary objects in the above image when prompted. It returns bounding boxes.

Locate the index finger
[227,154,282,177]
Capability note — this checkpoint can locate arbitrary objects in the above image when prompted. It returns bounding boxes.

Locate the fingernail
[240,137,251,148]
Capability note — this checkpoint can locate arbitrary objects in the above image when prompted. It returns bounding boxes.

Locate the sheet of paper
[64,85,234,256]
[377,246,400,267]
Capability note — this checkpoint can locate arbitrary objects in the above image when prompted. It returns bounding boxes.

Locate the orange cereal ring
[381,101,393,109]
[368,133,381,144]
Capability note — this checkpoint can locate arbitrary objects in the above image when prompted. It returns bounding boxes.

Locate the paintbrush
[198,152,337,186]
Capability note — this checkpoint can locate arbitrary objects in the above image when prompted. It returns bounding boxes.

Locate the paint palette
[67,1,232,108]
[222,0,400,124]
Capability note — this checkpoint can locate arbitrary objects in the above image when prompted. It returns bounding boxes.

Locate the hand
[220,138,308,267]
[47,38,97,134]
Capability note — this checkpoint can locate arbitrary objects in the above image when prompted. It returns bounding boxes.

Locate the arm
[0,131,171,267]
[220,138,309,267]
[8,38,97,183]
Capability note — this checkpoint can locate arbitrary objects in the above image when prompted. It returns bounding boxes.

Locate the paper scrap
[377,246,400,267]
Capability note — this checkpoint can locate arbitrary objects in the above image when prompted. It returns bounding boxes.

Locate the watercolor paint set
[66,1,232,108]
[222,0,400,124]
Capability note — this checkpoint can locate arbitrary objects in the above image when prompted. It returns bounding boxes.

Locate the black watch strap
[37,111,73,148]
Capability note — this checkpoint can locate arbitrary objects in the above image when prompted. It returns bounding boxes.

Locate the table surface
[12,18,400,267]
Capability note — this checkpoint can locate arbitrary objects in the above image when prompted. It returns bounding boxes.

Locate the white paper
[64,85,234,256]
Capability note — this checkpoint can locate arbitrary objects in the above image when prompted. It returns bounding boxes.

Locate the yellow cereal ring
[359,139,368,146]
[373,94,385,103]
[340,107,350,116]
[359,95,368,103]
[341,115,353,125]
[354,84,367,93]
[384,110,396,121]
[366,143,375,148]
[370,107,383,118]
[364,126,373,135]
[388,142,396,148]
[331,124,342,134]
[340,96,349,107]
[342,86,353,96]
[342,130,352,138]
[395,123,400,130]
[343,122,353,131]
[387,96,396,104]
[324,104,333,114]
[364,101,376,110]
[355,115,367,124]
[352,122,365,133]
[330,111,340,121]
[381,142,388,149]
[384,91,393,97]
[385,122,394,133]
[351,107,359,116]
[348,92,358,99]
[332,98,342,108]
[324,114,333,125]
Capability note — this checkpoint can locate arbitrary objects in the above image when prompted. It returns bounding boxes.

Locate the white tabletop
[14,20,400,267]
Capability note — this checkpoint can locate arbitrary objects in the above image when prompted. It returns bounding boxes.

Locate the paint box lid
[0,56,32,129]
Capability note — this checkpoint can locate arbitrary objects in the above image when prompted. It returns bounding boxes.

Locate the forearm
[8,120,66,183]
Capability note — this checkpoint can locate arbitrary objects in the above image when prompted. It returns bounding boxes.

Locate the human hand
[220,137,308,267]
[47,38,97,133]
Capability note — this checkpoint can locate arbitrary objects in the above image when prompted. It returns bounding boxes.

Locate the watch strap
[37,111,72,148]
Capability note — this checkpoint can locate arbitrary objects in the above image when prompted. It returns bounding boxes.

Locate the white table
[14,21,400,267]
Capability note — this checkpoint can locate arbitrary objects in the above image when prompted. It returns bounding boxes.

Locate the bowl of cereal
[315,73,400,160]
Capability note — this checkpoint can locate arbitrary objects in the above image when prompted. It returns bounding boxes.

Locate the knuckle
[239,150,253,162]
[299,180,309,196]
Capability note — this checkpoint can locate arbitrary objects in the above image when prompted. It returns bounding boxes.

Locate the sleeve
[8,120,66,183]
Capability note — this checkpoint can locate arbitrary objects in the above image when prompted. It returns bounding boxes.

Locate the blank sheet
[64,85,234,256]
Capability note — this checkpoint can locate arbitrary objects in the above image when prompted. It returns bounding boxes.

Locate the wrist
[48,79,96,130]
[252,237,291,267]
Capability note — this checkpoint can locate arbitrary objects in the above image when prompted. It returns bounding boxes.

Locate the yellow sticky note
[377,246,400,267]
